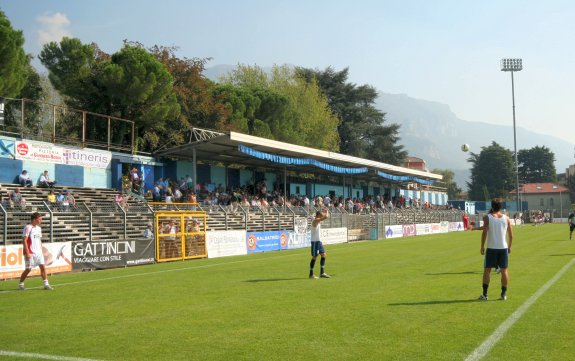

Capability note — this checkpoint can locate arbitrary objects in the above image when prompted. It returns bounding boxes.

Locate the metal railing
[0,201,465,245]
[0,97,136,154]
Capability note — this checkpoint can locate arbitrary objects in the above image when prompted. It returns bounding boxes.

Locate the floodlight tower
[501,58,523,215]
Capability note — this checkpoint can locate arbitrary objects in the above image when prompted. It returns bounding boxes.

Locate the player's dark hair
[31,212,42,221]
[316,211,322,217]
[491,198,503,212]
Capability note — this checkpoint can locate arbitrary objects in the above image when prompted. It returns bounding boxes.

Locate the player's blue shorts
[311,241,325,257]
[484,248,509,269]
[570,223,575,231]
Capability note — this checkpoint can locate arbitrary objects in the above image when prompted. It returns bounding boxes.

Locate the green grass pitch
[1,224,574,361]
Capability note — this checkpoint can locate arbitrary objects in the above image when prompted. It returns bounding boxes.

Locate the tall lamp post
[501,58,523,214]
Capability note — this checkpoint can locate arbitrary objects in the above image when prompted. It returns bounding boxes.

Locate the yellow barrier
[155,211,207,262]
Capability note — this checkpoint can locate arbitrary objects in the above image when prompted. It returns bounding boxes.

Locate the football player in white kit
[18,212,53,290]
[479,199,513,300]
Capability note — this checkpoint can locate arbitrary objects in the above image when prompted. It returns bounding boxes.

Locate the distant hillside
[377,93,575,188]
[203,65,575,189]
[203,64,236,82]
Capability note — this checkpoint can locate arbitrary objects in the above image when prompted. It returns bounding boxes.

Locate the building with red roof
[510,182,572,218]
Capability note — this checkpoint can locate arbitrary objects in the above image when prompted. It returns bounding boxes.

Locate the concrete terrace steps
[1,183,153,244]
[0,183,143,207]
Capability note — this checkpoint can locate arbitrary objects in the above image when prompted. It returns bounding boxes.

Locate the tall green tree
[100,44,180,149]
[220,64,339,151]
[3,63,46,136]
[149,45,229,143]
[518,145,556,183]
[295,66,406,164]
[432,169,462,199]
[0,11,45,135]
[40,39,180,151]
[467,142,515,200]
[211,84,263,134]
[0,10,28,97]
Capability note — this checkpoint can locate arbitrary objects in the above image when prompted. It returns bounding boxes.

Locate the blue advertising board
[246,231,289,253]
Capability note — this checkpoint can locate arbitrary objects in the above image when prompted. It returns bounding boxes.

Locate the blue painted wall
[211,166,226,187]
[55,164,84,186]
[290,183,307,196]
[143,165,154,191]
[176,160,194,180]
[239,169,253,187]
[0,158,22,183]
[84,167,110,188]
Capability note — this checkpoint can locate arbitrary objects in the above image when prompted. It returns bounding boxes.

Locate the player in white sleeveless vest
[309,209,331,279]
[479,198,513,300]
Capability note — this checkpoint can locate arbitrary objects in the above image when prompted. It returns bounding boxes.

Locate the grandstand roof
[156,129,442,184]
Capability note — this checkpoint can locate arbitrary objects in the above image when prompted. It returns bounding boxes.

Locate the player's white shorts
[24,253,45,269]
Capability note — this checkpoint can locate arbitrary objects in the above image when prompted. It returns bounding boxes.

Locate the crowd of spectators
[144,176,450,214]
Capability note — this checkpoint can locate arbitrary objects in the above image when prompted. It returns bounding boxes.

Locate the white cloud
[36,12,72,46]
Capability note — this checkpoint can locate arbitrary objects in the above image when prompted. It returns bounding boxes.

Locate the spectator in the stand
[56,191,66,211]
[65,190,76,210]
[259,196,268,208]
[144,223,154,239]
[152,183,161,202]
[114,192,129,209]
[241,197,250,207]
[173,187,182,202]
[10,188,26,207]
[229,194,238,211]
[159,178,169,195]
[38,170,56,188]
[130,167,141,194]
[303,195,310,208]
[185,175,193,190]
[323,194,331,208]
[59,190,72,211]
[346,198,354,212]
[161,220,178,258]
[19,170,32,187]
[47,190,56,208]
[165,190,173,203]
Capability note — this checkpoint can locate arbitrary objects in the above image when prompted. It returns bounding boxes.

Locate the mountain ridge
[377,92,574,187]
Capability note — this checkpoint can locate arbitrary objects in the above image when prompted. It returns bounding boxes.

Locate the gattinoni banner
[72,239,155,269]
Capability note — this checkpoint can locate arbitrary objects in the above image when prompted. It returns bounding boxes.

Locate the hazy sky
[2,0,575,146]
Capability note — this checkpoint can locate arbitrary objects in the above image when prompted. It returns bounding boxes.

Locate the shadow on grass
[388,299,480,306]
[425,271,481,275]
[244,278,304,283]
[0,288,45,293]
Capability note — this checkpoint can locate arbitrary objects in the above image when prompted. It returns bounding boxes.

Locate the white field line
[2,250,306,293]
[0,350,104,361]
[465,258,575,361]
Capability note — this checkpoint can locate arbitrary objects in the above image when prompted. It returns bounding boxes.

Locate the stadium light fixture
[501,58,523,215]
